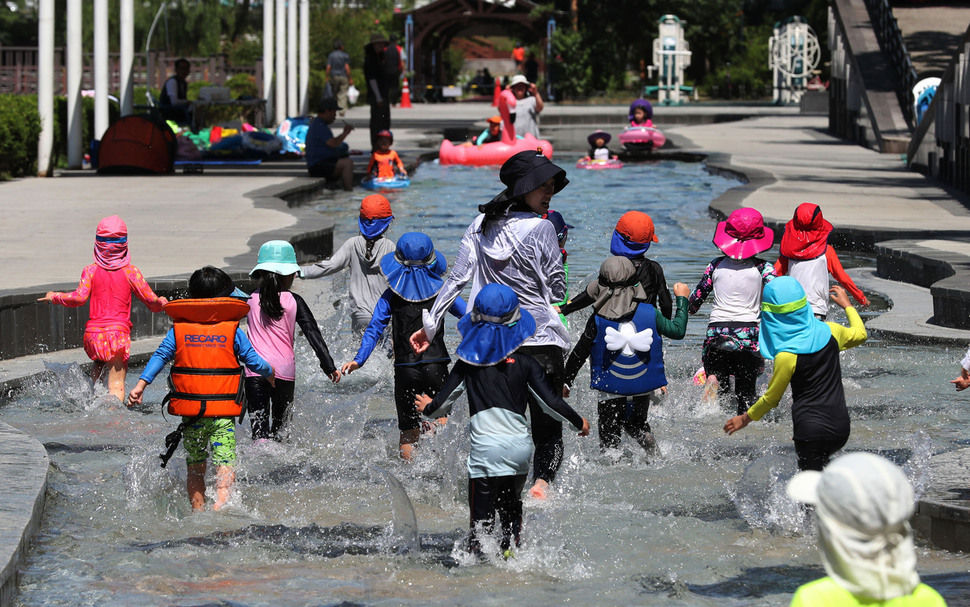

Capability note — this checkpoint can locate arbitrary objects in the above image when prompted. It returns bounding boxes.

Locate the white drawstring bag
[347,85,360,105]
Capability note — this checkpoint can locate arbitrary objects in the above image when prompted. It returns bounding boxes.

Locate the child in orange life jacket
[126,266,275,512]
[563,257,689,456]
[246,241,340,442]
[366,129,406,180]
[340,232,466,461]
[774,203,869,320]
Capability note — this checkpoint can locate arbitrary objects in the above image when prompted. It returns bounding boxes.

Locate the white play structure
[769,16,821,104]
[646,14,693,105]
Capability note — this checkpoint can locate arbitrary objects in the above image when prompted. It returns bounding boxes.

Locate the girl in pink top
[246,241,340,441]
[39,216,167,403]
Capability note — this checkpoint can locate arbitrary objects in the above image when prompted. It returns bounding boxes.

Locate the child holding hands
[415,284,589,557]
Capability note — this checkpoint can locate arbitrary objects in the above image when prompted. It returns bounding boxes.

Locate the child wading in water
[688,208,777,414]
[564,257,690,456]
[774,202,869,319]
[544,210,573,326]
[246,241,340,441]
[127,267,275,511]
[39,216,168,403]
[724,278,868,471]
[342,232,466,460]
[561,211,673,320]
[301,195,395,334]
[415,284,589,557]
[366,129,407,180]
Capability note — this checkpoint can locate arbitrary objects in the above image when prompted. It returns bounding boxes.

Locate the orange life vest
[162,297,251,417]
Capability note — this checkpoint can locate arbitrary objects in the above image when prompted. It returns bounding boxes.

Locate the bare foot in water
[528,479,549,500]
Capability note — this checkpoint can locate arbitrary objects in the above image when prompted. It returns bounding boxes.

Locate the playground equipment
[646,15,693,105]
[769,16,821,104]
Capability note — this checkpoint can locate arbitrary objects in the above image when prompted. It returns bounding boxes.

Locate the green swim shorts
[182,417,237,466]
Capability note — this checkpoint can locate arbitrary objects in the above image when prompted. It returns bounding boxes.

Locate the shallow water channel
[5,160,970,606]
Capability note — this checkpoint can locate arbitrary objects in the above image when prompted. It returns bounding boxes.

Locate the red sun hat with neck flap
[780,202,833,260]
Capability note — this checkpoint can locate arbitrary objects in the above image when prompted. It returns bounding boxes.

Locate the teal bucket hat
[250,240,303,277]
[759,276,832,359]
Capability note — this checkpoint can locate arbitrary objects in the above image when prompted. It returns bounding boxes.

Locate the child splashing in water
[688,208,776,414]
[415,284,589,557]
[246,241,340,442]
[342,232,466,460]
[300,195,395,334]
[39,216,168,403]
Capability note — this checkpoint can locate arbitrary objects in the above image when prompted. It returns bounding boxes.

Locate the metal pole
[94,0,109,139]
[275,0,286,124]
[546,18,555,101]
[287,0,297,117]
[67,0,83,169]
[263,0,274,124]
[405,15,413,77]
[37,0,54,176]
[120,0,134,116]
[299,0,309,115]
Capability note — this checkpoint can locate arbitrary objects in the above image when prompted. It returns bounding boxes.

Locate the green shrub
[0,95,41,178]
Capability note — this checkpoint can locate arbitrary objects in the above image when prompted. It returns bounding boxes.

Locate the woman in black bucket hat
[410,149,571,500]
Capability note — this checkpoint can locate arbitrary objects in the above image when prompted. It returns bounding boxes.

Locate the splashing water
[4,161,970,605]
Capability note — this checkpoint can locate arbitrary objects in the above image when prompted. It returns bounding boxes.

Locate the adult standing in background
[385,34,404,106]
[326,39,353,117]
[512,42,526,72]
[508,74,544,139]
[364,33,391,151]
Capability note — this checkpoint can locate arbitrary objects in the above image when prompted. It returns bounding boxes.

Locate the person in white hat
[786,452,946,606]
[507,74,544,138]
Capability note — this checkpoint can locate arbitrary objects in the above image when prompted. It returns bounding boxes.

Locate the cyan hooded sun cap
[456,283,536,366]
[250,240,303,277]
[759,276,832,359]
[379,232,447,302]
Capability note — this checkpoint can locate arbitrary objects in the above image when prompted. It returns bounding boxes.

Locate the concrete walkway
[5,101,970,600]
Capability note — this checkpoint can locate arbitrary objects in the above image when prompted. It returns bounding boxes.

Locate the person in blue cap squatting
[341,232,466,461]
[415,284,590,558]
[724,277,868,471]
[564,257,690,457]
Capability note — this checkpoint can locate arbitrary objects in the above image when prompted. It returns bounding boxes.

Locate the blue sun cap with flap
[759,276,832,359]
[456,284,536,366]
[379,232,447,302]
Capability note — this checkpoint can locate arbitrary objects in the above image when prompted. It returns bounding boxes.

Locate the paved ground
[5,99,970,593]
[894,6,970,78]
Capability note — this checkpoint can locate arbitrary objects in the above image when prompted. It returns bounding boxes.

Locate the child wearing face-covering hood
[786,452,947,606]
[300,195,395,334]
[39,215,168,403]
[563,256,690,455]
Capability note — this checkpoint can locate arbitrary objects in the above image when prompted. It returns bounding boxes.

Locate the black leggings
[597,394,658,453]
[394,362,449,431]
[245,377,296,440]
[794,436,849,471]
[702,348,762,414]
[468,474,527,553]
[516,345,565,484]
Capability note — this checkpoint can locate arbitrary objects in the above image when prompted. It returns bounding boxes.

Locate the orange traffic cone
[492,77,501,107]
[400,77,412,109]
